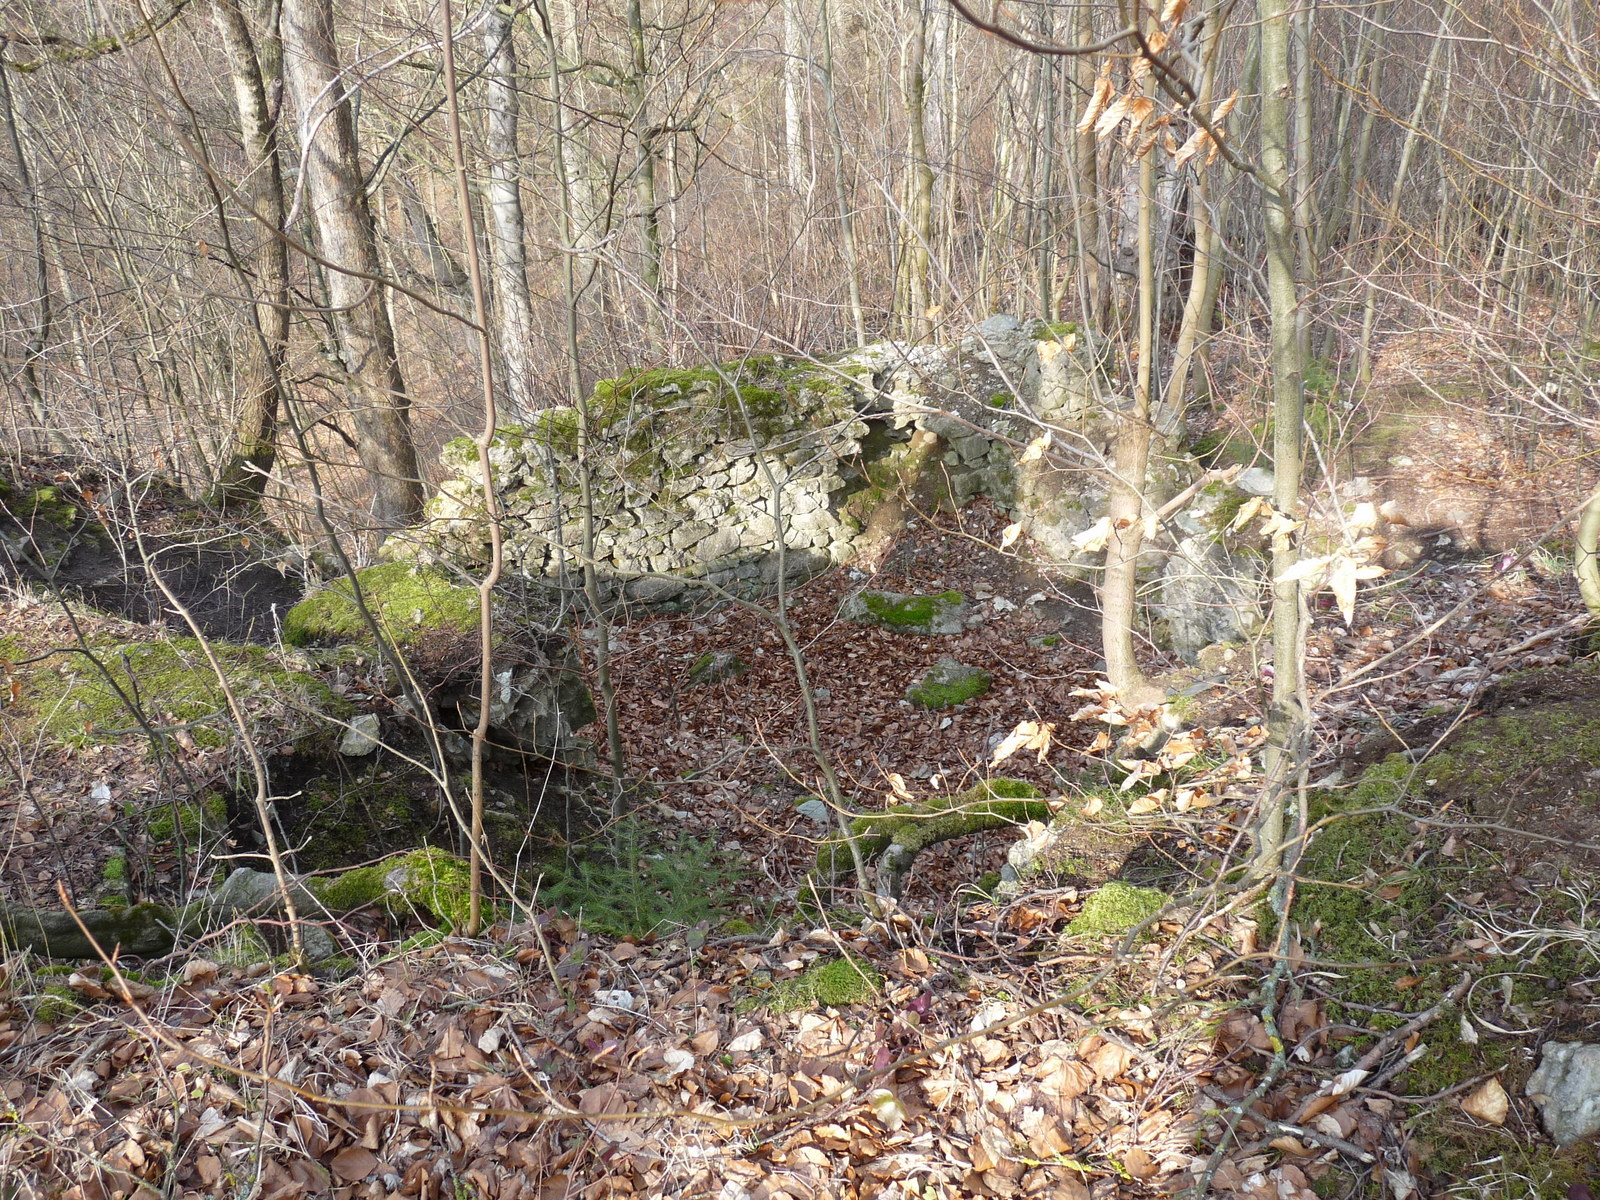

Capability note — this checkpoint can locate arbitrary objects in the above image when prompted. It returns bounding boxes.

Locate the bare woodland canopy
[0,0,1595,539]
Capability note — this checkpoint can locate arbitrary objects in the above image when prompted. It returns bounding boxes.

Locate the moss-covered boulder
[282,562,478,648]
[686,650,747,687]
[906,657,991,709]
[841,589,969,636]
[0,849,477,963]
[813,779,1050,897]
[18,636,345,750]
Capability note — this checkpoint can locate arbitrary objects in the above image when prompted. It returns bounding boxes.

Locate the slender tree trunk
[1355,8,1449,383]
[281,0,423,535]
[1257,0,1307,875]
[818,0,865,345]
[626,0,665,354]
[483,3,536,420]
[0,62,53,443]
[1101,94,1157,702]
[537,0,626,792]
[902,0,935,339]
[209,0,289,508]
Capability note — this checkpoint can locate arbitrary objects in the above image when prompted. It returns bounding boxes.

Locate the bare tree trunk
[281,0,423,536]
[1257,0,1307,875]
[1100,112,1156,702]
[626,0,665,354]
[209,0,289,508]
[818,0,865,345]
[483,2,536,420]
[902,0,935,339]
[0,61,53,443]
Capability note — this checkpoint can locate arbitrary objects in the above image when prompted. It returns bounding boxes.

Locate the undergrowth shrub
[541,817,741,938]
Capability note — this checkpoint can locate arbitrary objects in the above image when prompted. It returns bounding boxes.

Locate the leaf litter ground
[4,499,1600,1198]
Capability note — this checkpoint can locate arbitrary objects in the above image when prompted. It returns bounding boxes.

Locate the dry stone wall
[409,318,1136,606]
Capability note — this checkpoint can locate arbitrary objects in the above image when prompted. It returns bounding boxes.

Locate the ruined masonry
[410,317,1139,606]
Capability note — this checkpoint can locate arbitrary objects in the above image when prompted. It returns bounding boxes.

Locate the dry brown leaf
[329,1146,378,1183]
[1460,1077,1509,1125]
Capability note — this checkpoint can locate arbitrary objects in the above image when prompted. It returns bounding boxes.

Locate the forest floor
[2,479,1600,1198]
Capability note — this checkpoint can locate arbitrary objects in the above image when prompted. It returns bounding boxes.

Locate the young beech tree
[281,0,425,535]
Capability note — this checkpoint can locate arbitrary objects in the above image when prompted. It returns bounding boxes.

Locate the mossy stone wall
[401,317,1168,607]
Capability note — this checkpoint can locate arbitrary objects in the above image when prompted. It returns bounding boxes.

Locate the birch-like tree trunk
[209,0,289,508]
[483,2,536,419]
[1257,0,1307,875]
[281,0,423,535]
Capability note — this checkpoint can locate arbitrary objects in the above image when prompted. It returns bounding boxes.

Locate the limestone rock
[842,589,968,636]
[686,650,746,688]
[1527,1041,1600,1146]
[906,657,992,709]
[339,713,382,756]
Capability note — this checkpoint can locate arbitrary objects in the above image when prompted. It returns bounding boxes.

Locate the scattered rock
[905,657,992,709]
[1527,1042,1600,1146]
[686,650,747,687]
[842,588,968,635]
[338,713,382,757]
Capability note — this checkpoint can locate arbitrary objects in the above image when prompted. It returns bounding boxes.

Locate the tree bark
[209,0,289,508]
[1258,0,1308,875]
[483,3,537,420]
[280,0,423,536]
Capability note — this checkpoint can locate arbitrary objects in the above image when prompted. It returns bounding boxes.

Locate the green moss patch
[842,589,968,635]
[310,847,474,931]
[906,657,991,709]
[1065,881,1170,938]
[814,779,1047,886]
[20,638,343,750]
[744,953,882,1014]
[282,563,479,647]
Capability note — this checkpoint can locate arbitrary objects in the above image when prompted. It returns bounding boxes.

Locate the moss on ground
[814,779,1047,884]
[146,793,227,841]
[23,638,344,750]
[310,847,474,931]
[906,659,991,709]
[282,562,479,647]
[743,954,882,1014]
[1064,882,1170,938]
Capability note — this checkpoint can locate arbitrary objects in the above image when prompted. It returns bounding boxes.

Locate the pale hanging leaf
[1095,94,1133,139]
[1086,729,1112,753]
[1230,496,1267,532]
[1173,126,1212,168]
[887,772,913,800]
[999,522,1023,551]
[1348,501,1379,532]
[1213,90,1240,121]
[1260,511,1304,537]
[991,720,1055,766]
[1328,558,1359,623]
[1130,54,1151,86]
[1072,516,1114,553]
[1162,125,1179,156]
[1275,554,1334,585]
[1127,95,1157,132]
[1018,431,1052,464]
[1081,795,1106,817]
[1160,0,1189,23]
[1127,795,1163,814]
[1142,510,1160,541]
[1078,73,1116,134]
[1145,30,1170,54]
